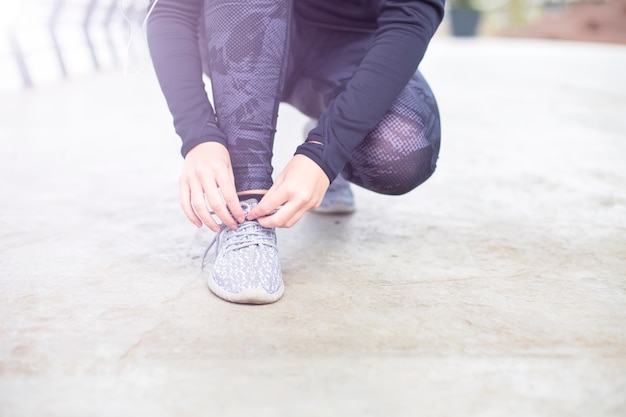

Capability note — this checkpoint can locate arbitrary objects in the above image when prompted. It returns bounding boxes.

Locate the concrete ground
[1,38,625,416]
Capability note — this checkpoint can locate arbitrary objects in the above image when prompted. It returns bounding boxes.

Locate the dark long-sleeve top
[147,0,445,181]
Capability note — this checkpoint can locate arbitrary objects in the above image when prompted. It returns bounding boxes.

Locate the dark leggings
[203,0,440,195]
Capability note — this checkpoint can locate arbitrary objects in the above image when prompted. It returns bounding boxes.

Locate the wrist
[294,143,333,182]
[181,123,228,158]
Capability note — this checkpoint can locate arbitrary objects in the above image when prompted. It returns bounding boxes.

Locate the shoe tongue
[239,197,261,214]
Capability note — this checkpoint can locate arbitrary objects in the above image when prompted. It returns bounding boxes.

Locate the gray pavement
[1,38,625,416]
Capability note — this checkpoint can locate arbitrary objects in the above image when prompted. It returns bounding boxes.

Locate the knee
[345,143,439,195]
[345,106,441,195]
[381,146,439,195]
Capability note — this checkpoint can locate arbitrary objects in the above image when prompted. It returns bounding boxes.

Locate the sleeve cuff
[180,123,228,158]
[295,142,336,182]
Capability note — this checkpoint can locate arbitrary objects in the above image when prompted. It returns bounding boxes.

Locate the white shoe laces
[201,220,277,269]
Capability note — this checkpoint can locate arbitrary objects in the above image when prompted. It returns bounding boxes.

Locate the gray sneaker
[313,174,356,214]
[202,199,284,304]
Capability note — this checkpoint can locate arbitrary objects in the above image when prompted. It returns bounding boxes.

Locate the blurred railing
[1,0,147,92]
[2,0,619,91]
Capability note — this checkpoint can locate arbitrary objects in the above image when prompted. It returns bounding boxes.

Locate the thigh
[283,19,373,118]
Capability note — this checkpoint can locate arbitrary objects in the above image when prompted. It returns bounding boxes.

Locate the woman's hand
[247,154,330,228]
[179,142,245,232]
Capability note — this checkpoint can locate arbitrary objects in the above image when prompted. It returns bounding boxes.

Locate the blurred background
[1,0,625,93]
[1,2,624,415]
[0,0,148,92]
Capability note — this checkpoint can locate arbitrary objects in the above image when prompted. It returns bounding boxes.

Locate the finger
[204,189,238,230]
[257,202,306,229]
[247,185,285,220]
[215,171,245,224]
[194,169,239,230]
[223,190,245,225]
[190,184,220,232]
[179,179,202,228]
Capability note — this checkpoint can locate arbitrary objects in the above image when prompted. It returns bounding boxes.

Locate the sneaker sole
[208,274,284,305]
[311,203,356,214]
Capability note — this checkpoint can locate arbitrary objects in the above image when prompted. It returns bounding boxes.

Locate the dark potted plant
[448,0,483,37]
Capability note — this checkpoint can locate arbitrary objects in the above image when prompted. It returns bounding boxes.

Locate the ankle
[237,190,267,203]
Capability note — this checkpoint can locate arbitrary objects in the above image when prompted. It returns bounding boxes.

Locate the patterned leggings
[202,0,440,195]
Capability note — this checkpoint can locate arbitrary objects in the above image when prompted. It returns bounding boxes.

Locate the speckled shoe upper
[203,199,283,304]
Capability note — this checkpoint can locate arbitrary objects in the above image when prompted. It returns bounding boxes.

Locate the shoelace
[201,221,277,270]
